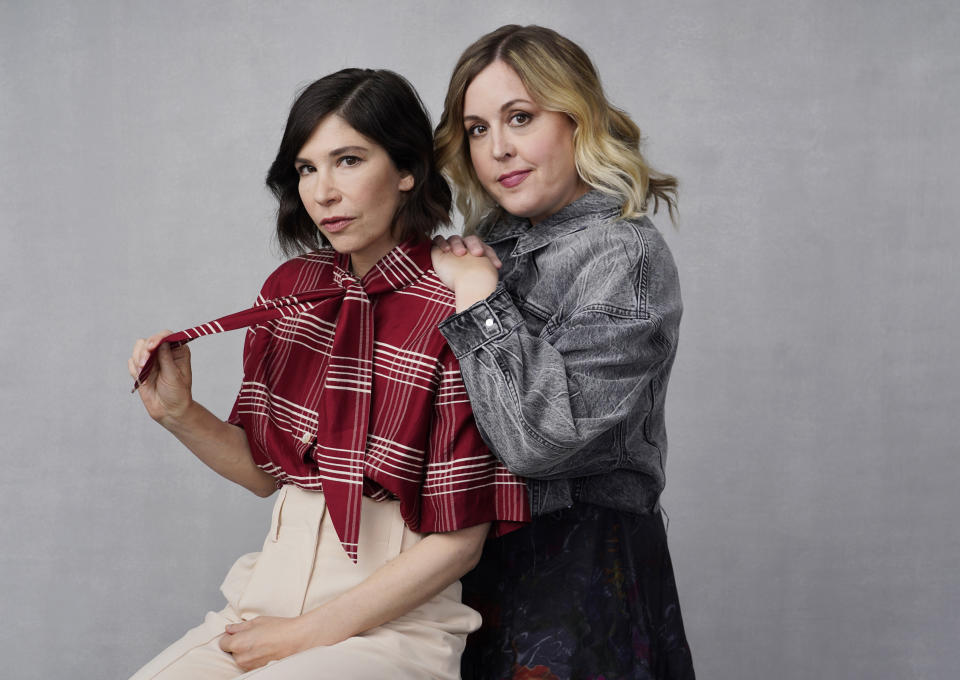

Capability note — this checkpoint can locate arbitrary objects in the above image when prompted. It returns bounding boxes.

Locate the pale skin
[430,239,501,313]
[431,59,589,307]
[129,115,490,671]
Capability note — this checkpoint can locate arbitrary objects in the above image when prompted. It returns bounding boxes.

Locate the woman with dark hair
[126,68,528,679]
[432,26,696,679]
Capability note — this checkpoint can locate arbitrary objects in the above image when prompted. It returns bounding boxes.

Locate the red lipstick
[498,170,531,188]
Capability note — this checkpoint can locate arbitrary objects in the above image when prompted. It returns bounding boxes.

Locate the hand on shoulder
[430,237,500,313]
[430,236,500,293]
[431,234,502,268]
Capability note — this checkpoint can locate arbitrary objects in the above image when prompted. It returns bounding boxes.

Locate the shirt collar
[333,239,432,291]
[481,190,623,256]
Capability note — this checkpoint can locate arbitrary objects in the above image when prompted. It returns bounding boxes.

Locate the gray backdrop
[2,1,958,678]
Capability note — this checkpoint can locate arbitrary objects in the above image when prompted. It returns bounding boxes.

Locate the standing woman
[126,68,528,679]
[432,25,695,679]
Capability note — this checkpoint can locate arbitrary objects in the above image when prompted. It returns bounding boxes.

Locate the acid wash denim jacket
[438,190,682,516]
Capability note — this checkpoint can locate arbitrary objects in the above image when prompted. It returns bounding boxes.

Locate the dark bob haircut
[267,68,452,256]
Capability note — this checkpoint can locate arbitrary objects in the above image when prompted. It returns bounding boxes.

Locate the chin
[491,191,525,212]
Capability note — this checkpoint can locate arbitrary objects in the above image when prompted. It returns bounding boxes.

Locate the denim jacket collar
[482,190,622,256]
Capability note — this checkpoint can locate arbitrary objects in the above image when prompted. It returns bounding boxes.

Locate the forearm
[296,522,489,646]
[160,401,277,497]
[441,288,672,476]
[440,288,588,473]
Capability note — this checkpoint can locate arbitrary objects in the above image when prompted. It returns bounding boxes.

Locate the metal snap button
[484,317,495,328]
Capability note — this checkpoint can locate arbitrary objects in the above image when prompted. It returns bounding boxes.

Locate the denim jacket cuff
[438,285,521,358]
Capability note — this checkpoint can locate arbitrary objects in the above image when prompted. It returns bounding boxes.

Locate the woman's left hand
[431,245,500,312]
[432,234,502,269]
[219,616,318,671]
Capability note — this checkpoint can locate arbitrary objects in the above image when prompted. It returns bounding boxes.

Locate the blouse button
[300,432,311,444]
[484,317,495,328]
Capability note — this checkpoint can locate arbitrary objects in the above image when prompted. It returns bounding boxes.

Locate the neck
[349,240,401,278]
[351,259,374,278]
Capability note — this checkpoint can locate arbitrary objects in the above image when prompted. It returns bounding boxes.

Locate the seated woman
[126,68,528,680]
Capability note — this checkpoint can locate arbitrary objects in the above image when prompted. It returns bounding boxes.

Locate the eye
[295,164,315,177]
[337,155,362,167]
[509,111,532,126]
[466,123,488,138]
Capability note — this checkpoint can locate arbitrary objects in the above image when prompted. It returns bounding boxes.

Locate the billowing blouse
[225,240,529,560]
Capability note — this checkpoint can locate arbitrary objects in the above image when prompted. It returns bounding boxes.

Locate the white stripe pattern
[226,242,529,551]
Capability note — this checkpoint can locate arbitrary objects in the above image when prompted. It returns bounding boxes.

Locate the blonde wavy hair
[435,24,678,232]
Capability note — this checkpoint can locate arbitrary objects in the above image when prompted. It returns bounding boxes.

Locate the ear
[398,171,414,192]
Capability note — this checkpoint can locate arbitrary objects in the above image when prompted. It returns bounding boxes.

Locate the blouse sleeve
[418,349,530,537]
[225,326,257,429]
[225,265,285,429]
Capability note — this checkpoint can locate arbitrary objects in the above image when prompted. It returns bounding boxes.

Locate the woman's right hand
[128,330,194,425]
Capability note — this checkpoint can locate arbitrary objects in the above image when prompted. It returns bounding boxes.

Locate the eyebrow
[294,145,368,164]
[463,99,536,123]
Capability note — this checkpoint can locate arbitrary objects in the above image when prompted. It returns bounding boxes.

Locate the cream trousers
[129,486,481,680]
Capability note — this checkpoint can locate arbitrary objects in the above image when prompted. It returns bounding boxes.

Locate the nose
[490,127,515,161]
[312,171,340,207]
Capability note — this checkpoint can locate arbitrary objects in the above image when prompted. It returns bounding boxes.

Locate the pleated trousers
[129,485,481,680]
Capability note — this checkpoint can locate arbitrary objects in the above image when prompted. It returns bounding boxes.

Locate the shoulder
[548,216,679,320]
[391,243,457,315]
[554,214,676,281]
[258,249,337,300]
[567,215,672,268]
[417,269,457,311]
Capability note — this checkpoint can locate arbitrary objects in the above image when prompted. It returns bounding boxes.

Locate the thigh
[128,607,243,680]
[462,505,696,680]
[237,636,426,680]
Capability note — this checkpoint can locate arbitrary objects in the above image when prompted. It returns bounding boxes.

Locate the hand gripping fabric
[133,256,417,563]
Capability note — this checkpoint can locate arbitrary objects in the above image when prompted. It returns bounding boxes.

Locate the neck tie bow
[134,244,425,562]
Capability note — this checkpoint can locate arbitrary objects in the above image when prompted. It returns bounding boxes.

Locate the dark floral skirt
[461,503,695,680]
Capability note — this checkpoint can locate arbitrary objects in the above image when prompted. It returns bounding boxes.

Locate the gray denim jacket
[438,191,682,516]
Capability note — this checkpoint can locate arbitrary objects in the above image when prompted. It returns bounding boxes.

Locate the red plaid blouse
[224,240,529,560]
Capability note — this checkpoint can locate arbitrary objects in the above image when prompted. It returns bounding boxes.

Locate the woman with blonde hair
[431,25,696,679]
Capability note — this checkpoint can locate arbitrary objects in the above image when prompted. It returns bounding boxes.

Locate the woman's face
[296,115,414,277]
[463,60,588,224]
